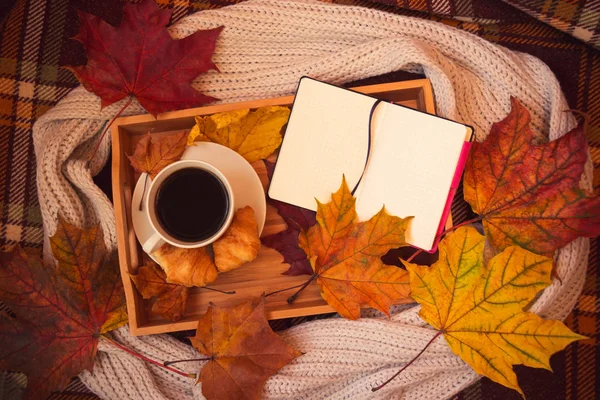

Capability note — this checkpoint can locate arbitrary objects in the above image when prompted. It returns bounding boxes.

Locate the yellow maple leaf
[188,106,290,162]
[403,226,585,396]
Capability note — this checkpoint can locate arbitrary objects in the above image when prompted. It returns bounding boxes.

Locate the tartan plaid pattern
[508,0,600,50]
[0,0,598,399]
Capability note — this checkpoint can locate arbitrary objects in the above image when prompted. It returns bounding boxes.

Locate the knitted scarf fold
[32,1,590,398]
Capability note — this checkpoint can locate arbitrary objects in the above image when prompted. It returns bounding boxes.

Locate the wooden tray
[113,79,436,336]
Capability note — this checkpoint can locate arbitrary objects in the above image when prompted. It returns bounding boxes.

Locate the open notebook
[268,78,473,252]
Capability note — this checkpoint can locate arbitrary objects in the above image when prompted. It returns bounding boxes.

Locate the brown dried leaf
[128,132,188,178]
[191,295,300,400]
[130,262,188,322]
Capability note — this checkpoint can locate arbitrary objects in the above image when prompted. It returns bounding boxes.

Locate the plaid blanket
[0,0,598,399]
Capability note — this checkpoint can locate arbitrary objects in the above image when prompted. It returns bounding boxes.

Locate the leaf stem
[200,286,236,295]
[100,335,195,379]
[164,357,212,367]
[404,217,483,263]
[439,217,483,237]
[264,282,308,298]
[287,274,318,304]
[371,331,442,392]
[405,249,422,263]
[90,96,133,163]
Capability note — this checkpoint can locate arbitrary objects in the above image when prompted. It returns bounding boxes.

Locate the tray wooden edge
[112,78,436,336]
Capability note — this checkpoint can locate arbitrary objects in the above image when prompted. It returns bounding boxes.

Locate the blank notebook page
[268,78,378,210]
[269,78,470,251]
[354,101,468,250]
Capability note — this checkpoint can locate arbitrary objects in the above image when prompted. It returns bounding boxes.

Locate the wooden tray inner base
[112,80,434,335]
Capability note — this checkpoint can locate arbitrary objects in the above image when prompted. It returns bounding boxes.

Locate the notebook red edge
[420,140,473,254]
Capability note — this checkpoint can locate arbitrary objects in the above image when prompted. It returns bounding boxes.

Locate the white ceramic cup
[142,159,235,254]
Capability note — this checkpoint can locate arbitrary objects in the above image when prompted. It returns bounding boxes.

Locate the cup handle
[142,231,165,255]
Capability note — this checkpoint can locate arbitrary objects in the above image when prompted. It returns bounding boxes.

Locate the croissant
[213,205,261,272]
[152,243,218,287]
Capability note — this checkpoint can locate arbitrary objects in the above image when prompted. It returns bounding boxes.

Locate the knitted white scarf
[31,1,590,399]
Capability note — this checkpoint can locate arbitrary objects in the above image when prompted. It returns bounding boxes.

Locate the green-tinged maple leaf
[297,177,413,320]
[403,226,586,396]
[464,97,600,255]
[0,218,127,400]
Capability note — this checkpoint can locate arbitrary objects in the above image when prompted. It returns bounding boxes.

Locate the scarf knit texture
[31,0,590,399]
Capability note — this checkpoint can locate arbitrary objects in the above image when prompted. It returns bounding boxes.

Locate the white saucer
[132,142,266,257]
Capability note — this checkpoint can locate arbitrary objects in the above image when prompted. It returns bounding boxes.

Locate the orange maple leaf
[297,177,413,320]
[190,295,300,400]
[464,97,600,255]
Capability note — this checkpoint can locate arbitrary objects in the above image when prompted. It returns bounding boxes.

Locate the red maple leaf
[262,160,316,276]
[66,0,222,116]
[464,97,600,254]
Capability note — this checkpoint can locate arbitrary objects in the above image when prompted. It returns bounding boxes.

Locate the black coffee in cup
[155,167,229,242]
